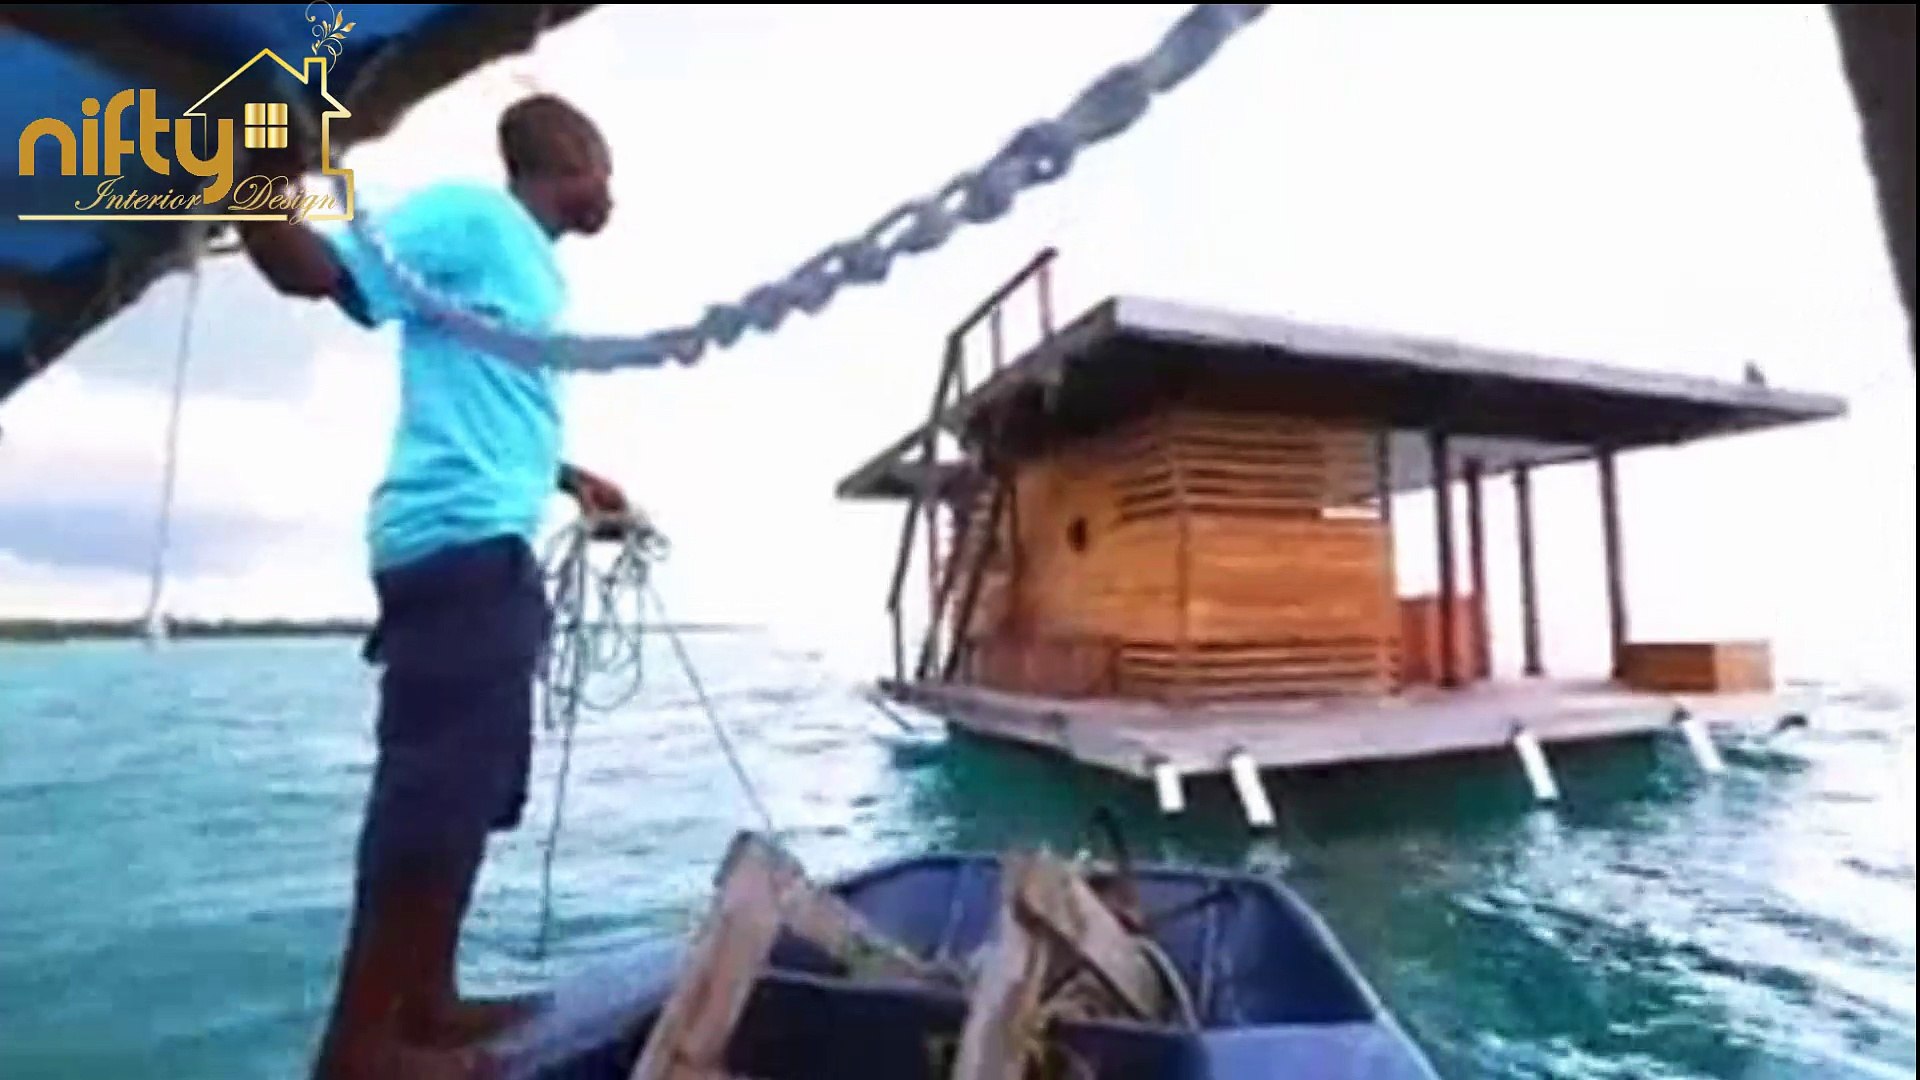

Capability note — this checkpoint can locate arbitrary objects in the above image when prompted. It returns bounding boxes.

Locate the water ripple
[0,637,1912,1080]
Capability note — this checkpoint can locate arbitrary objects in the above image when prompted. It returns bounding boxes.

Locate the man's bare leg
[313,857,485,1078]
[315,539,552,1074]
[310,889,394,1078]
[402,853,545,1048]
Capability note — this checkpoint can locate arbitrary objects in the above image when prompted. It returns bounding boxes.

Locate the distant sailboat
[141,607,170,648]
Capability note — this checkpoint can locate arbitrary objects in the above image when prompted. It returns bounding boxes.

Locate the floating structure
[839,252,1846,824]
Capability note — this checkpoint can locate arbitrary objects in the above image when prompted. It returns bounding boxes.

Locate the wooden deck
[886,678,1804,810]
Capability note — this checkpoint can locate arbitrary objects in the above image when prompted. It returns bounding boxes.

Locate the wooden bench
[1619,641,1773,693]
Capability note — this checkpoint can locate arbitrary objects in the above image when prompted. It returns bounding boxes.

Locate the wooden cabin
[838,252,1846,822]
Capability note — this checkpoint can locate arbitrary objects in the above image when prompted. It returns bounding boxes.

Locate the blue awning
[0,3,595,404]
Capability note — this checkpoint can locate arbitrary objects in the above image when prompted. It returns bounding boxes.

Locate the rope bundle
[530,512,778,958]
[537,513,669,724]
[533,513,668,958]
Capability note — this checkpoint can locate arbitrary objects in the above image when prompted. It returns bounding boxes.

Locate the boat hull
[488,854,1437,1079]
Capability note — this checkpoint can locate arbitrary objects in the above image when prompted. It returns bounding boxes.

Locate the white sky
[1,4,1913,687]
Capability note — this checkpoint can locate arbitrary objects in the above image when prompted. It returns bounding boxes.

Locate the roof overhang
[838,295,1847,499]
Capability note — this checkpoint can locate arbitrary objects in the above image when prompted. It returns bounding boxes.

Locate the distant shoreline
[0,618,373,643]
[0,618,752,643]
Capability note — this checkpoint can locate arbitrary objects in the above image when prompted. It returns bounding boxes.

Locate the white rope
[141,236,206,645]
[533,514,663,958]
[529,513,777,958]
[647,581,777,836]
[537,515,663,720]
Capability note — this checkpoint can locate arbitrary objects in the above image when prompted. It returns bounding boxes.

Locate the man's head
[498,94,612,237]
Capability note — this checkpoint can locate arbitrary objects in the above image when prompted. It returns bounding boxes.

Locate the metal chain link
[320,4,1269,372]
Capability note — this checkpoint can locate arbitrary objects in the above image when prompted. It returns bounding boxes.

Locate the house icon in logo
[184,49,355,222]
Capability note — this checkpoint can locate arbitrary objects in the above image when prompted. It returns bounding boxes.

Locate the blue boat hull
[488,854,1438,1079]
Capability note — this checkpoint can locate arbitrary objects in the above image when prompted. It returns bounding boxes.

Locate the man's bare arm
[236,212,344,301]
[230,142,351,303]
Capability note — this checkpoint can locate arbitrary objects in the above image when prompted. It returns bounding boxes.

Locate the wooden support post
[951,857,1050,1080]
[924,495,942,674]
[1005,473,1023,650]
[1597,449,1628,680]
[1375,429,1400,692]
[632,833,956,1080]
[1037,260,1055,338]
[1514,464,1543,677]
[942,478,1011,682]
[1171,413,1194,706]
[950,849,1168,1075]
[1465,459,1489,682]
[891,608,905,686]
[629,835,790,1080]
[1430,431,1458,689]
[1013,852,1166,1024]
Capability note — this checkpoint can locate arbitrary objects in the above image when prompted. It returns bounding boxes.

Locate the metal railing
[885,248,1058,684]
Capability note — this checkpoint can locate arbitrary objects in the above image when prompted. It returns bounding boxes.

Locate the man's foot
[415,993,547,1048]
[384,1039,501,1080]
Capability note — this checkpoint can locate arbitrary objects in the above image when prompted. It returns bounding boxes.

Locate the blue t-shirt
[326,182,567,572]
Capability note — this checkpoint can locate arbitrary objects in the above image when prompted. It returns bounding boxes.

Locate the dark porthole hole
[1066,517,1089,553]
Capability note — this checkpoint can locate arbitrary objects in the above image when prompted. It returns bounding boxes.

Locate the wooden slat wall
[966,636,1118,697]
[1397,594,1488,686]
[951,408,1397,703]
[1160,410,1382,521]
[1150,410,1394,701]
[949,417,1176,696]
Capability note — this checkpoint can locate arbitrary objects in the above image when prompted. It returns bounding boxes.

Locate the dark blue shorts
[353,535,550,887]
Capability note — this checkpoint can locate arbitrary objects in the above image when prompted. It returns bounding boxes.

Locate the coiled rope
[531,513,777,958]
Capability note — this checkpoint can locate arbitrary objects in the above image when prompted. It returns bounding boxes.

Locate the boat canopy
[0,3,594,406]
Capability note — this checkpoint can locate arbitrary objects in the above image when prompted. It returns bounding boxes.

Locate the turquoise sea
[0,635,1913,1079]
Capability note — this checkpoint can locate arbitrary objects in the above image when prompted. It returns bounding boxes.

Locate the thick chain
[321,4,1269,372]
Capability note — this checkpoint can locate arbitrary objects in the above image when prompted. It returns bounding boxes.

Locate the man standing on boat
[238,93,626,1077]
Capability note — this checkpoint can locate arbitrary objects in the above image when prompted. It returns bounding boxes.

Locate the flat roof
[838,295,1847,499]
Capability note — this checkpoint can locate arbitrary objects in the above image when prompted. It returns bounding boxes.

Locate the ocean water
[0,634,1912,1079]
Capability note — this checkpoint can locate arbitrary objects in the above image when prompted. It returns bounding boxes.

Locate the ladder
[883,249,1057,685]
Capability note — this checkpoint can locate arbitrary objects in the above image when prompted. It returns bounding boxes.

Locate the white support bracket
[1225,749,1277,829]
[1511,725,1560,804]
[1673,707,1726,775]
[1150,758,1186,815]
